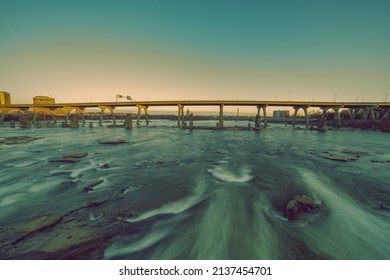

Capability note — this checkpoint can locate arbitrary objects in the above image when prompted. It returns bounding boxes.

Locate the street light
[356,96,360,102]
[333,92,337,102]
[383,92,388,102]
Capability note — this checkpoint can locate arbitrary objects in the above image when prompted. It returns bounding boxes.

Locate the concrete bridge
[1,100,390,129]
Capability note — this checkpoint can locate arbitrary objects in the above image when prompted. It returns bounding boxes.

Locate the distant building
[0,91,12,105]
[273,110,289,118]
[33,96,55,104]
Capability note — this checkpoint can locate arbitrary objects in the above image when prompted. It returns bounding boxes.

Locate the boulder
[294,194,315,211]
[286,194,317,221]
[286,199,300,220]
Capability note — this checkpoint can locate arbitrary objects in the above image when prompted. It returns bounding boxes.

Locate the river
[0,120,389,259]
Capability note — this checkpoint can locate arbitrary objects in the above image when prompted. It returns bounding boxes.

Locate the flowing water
[0,120,389,259]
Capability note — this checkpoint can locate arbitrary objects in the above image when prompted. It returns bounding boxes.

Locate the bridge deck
[2,100,390,110]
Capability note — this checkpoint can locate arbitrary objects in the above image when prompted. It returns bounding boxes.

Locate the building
[33,96,55,104]
[273,110,290,118]
[0,91,12,105]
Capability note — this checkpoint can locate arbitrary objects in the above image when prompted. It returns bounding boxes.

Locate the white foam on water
[89,213,103,221]
[208,165,254,183]
[124,180,207,223]
[104,225,171,259]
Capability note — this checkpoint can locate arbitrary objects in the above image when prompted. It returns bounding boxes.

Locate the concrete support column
[303,107,309,129]
[145,107,149,126]
[363,109,368,120]
[19,112,31,128]
[70,114,79,128]
[369,108,376,121]
[177,106,181,127]
[99,110,104,126]
[219,104,224,127]
[51,112,57,123]
[189,113,194,127]
[262,106,268,128]
[181,107,184,126]
[292,106,299,127]
[255,106,261,128]
[65,112,71,125]
[334,108,342,126]
[111,109,116,126]
[177,104,184,127]
[124,114,132,128]
[137,106,142,126]
[349,109,356,121]
[32,112,38,125]
[0,112,5,124]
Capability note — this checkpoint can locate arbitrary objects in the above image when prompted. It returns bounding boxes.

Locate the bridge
[1,100,390,129]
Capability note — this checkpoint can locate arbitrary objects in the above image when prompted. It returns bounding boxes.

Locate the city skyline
[1,0,389,108]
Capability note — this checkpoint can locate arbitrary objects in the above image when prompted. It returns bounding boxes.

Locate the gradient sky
[1,0,389,108]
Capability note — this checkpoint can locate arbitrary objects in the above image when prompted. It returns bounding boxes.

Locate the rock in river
[286,194,317,221]
[99,139,129,145]
[63,152,88,158]
[50,158,80,163]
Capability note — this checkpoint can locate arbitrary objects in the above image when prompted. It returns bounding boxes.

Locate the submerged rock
[50,158,80,163]
[286,194,318,221]
[13,215,62,234]
[99,139,129,145]
[38,223,100,253]
[324,154,358,162]
[0,136,42,145]
[341,149,369,156]
[83,180,104,192]
[9,215,63,245]
[100,163,110,169]
[63,152,88,158]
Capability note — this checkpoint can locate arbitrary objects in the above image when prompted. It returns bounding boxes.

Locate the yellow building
[33,96,55,104]
[0,91,12,105]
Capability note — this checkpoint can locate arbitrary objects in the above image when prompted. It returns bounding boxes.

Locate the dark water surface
[0,121,389,259]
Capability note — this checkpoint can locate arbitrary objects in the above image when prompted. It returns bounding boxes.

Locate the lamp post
[383,92,388,102]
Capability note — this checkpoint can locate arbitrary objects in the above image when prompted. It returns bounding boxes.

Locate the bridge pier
[292,106,309,129]
[99,111,103,126]
[124,114,132,128]
[98,105,116,126]
[136,105,149,126]
[189,113,194,127]
[255,106,261,128]
[349,109,356,121]
[50,111,57,124]
[32,112,38,125]
[319,106,342,127]
[219,104,224,127]
[255,105,267,128]
[0,112,5,124]
[69,114,79,128]
[19,111,32,128]
[177,104,184,127]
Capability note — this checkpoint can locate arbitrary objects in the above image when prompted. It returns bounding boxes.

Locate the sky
[1,0,390,109]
